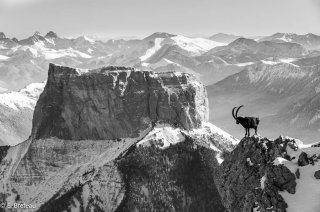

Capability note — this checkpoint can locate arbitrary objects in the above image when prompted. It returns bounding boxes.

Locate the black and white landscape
[1,0,320,211]
[1,31,320,144]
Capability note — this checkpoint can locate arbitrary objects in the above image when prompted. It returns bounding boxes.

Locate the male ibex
[232,105,260,137]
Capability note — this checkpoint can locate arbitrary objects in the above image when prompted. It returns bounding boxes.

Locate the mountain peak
[33,31,42,37]
[19,31,46,45]
[228,37,257,47]
[11,37,19,43]
[45,31,58,38]
[209,33,241,43]
[143,32,175,40]
[0,32,6,39]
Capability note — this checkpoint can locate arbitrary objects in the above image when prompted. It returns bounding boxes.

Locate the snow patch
[171,35,226,55]
[260,175,266,189]
[280,58,299,67]
[140,38,165,61]
[83,36,95,44]
[273,157,288,166]
[276,140,320,212]
[0,87,8,92]
[194,122,239,145]
[277,34,293,42]
[261,60,279,65]
[247,158,254,166]
[0,55,9,60]
[235,62,254,67]
[137,125,185,149]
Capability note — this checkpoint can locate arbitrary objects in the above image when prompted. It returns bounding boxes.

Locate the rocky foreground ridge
[216,136,320,212]
[1,64,319,212]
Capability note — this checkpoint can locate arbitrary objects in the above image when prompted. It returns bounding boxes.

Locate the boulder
[314,170,320,179]
[298,152,309,166]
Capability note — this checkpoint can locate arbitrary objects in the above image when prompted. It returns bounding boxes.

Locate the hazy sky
[0,0,319,39]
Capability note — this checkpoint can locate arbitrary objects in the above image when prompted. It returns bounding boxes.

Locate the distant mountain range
[1,31,320,143]
[259,32,320,50]
[207,61,320,143]
[0,82,44,145]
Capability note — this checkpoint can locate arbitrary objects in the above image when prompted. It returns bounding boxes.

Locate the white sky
[0,0,319,39]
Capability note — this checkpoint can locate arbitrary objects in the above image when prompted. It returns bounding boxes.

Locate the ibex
[232,105,260,137]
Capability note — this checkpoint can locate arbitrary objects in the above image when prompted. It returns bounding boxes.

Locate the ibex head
[232,105,244,125]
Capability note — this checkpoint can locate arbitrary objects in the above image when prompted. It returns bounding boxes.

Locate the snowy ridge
[137,122,238,164]
[137,124,185,149]
[139,34,226,62]
[0,82,45,110]
[247,62,307,84]
[11,44,92,60]
[171,35,226,54]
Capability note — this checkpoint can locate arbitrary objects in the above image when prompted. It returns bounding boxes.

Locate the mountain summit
[0,32,6,39]
[45,31,58,38]
[32,63,209,140]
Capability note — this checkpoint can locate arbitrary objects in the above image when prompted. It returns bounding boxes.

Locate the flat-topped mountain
[32,63,209,140]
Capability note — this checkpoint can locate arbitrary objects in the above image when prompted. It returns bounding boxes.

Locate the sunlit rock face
[31,63,209,140]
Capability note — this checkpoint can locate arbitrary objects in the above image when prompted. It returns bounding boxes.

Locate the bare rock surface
[214,136,297,212]
[298,152,309,166]
[31,63,208,140]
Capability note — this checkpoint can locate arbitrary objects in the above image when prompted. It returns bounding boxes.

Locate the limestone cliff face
[31,63,208,140]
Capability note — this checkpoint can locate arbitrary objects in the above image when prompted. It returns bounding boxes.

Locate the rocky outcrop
[214,136,298,212]
[45,31,58,39]
[314,170,320,179]
[298,152,309,166]
[31,63,208,140]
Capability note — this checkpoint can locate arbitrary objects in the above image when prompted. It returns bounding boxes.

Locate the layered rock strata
[32,63,209,140]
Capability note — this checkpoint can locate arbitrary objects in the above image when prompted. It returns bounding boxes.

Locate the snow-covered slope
[272,137,320,212]
[0,82,44,111]
[0,82,45,146]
